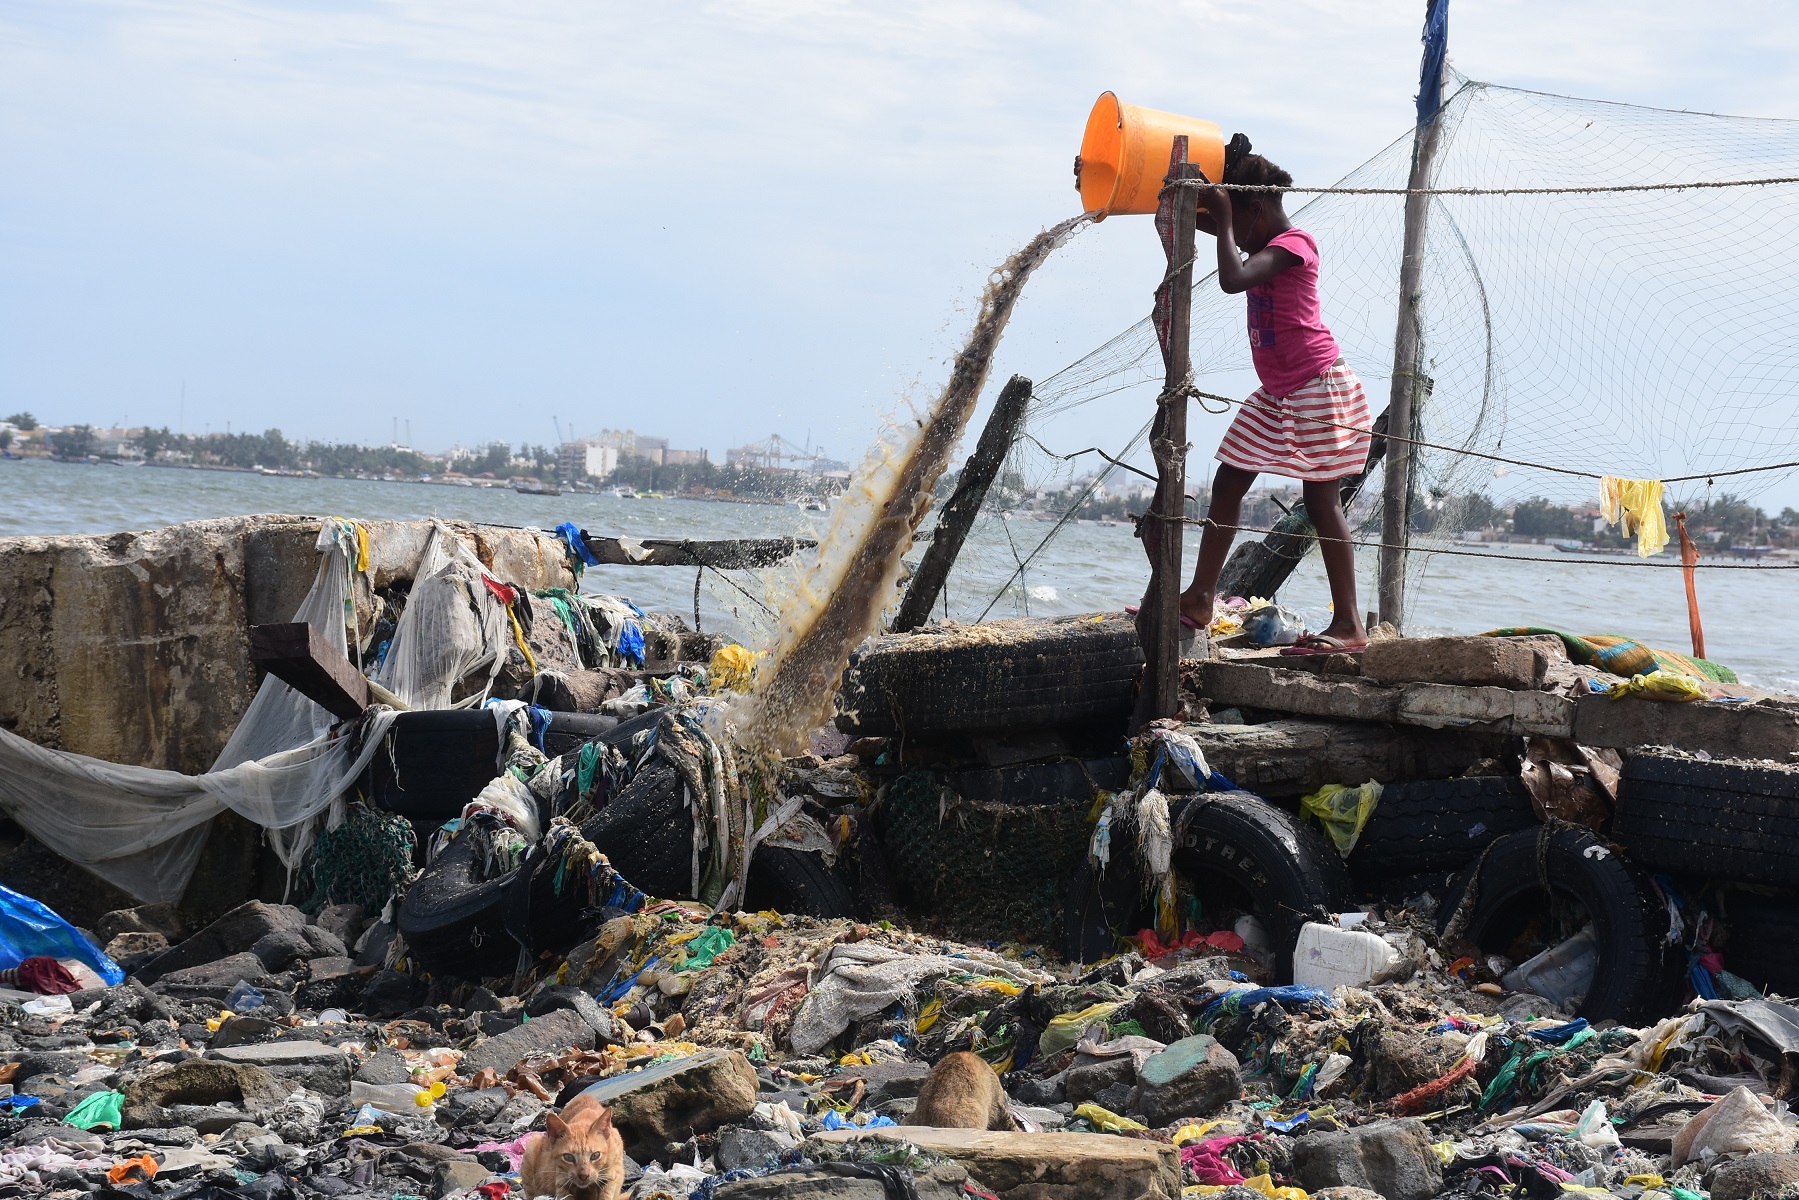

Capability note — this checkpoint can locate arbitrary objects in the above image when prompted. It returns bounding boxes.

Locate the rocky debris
[137,901,308,983]
[459,1007,597,1077]
[582,1048,759,1162]
[818,1127,1182,1200]
[1707,1152,1799,1200]
[1135,1034,1242,1126]
[208,1040,352,1095]
[120,1059,290,1129]
[1290,1118,1444,1200]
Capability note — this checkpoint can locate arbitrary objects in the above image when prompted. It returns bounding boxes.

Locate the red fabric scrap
[482,577,519,606]
[18,957,81,995]
[1180,1135,1250,1186]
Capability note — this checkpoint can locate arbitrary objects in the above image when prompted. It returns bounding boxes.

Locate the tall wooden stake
[1378,0,1452,632]
[1133,140,1202,730]
[895,374,1033,631]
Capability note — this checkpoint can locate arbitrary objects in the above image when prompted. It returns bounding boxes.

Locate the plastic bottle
[1502,926,1598,1010]
[1292,921,1402,989]
[348,1080,432,1113]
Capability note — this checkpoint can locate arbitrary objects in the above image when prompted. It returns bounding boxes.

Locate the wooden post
[894,374,1033,631]
[1133,140,1202,730]
[1378,3,1451,632]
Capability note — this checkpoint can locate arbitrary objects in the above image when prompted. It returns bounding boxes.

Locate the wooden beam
[1133,144,1203,731]
[249,622,368,721]
[893,374,1033,631]
[576,534,814,569]
[1378,65,1449,631]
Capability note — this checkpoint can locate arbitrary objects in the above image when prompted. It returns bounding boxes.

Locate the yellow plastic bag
[1186,1176,1308,1200]
[1073,1103,1147,1133]
[707,644,761,693]
[1299,782,1383,857]
[1599,477,1670,558]
[1607,669,1703,703]
[1038,1002,1120,1058]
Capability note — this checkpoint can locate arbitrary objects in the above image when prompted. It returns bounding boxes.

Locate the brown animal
[521,1092,626,1200]
[905,1050,1018,1130]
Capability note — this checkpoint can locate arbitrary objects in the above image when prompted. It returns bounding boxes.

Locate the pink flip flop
[1279,634,1367,656]
[1124,605,1205,631]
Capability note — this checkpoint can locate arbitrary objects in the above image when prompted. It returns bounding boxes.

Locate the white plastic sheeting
[0,520,511,905]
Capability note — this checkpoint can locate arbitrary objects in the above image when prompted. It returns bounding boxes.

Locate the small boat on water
[611,486,640,499]
[513,481,561,497]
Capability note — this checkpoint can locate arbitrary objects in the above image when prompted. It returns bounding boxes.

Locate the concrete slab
[813,1126,1180,1200]
[1363,635,1558,689]
[1574,694,1799,759]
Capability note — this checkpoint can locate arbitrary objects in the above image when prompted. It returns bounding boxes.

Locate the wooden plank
[1133,145,1202,731]
[577,534,814,569]
[894,374,1033,631]
[248,622,368,721]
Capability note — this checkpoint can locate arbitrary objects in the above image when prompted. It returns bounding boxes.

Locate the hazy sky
[5,1,1799,472]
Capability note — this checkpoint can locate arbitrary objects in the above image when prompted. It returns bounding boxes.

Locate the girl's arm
[1202,189,1300,294]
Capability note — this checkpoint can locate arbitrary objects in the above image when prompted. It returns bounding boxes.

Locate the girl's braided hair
[1222,134,1293,195]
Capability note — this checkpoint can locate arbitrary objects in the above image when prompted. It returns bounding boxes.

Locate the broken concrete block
[813,1126,1181,1200]
[1290,1118,1444,1200]
[208,1040,352,1096]
[460,1008,596,1078]
[1708,1153,1799,1200]
[121,1059,289,1129]
[1063,1055,1137,1104]
[1362,636,1554,689]
[1185,719,1505,799]
[1135,1035,1242,1125]
[1574,694,1799,759]
[1397,683,1575,737]
[580,1048,759,1162]
[1197,662,1400,723]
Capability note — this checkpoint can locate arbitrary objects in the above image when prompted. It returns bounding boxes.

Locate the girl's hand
[1200,185,1232,219]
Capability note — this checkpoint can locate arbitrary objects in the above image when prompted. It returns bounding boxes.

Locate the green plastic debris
[64,1089,123,1131]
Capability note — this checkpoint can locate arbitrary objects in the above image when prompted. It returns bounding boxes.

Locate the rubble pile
[2,887,1799,1200]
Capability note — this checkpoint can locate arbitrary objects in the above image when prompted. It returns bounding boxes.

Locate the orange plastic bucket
[1078,92,1225,219]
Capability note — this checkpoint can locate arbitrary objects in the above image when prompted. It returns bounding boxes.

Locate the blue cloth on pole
[617,621,646,667]
[0,884,122,986]
[555,522,600,568]
[1416,0,1450,124]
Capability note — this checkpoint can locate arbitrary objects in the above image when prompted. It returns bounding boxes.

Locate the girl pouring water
[1182,143,1373,654]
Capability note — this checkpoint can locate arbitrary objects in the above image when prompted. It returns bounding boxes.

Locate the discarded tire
[580,759,694,902]
[836,613,1143,737]
[1062,856,1146,965]
[366,710,500,822]
[1437,827,1672,1023]
[397,834,520,978]
[1718,890,1799,997]
[742,846,858,919]
[1615,751,1799,886]
[1348,776,1538,885]
[1171,791,1354,983]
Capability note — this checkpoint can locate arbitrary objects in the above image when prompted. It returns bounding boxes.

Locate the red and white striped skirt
[1215,359,1373,482]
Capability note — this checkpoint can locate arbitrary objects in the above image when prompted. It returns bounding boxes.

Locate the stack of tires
[1614,750,1799,999]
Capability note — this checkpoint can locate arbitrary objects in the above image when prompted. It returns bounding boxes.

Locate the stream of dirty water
[733,214,1093,753]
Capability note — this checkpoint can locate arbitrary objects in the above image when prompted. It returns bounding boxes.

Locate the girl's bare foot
[1178,587,1215,631]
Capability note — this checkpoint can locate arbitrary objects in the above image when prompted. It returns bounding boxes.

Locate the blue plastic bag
[0,883,123,986]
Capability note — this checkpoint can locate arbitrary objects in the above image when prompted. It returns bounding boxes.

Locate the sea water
[3,452,1794,696]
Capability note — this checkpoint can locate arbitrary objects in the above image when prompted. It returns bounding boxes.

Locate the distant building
[661,448,709,466]
[558,440,619,481]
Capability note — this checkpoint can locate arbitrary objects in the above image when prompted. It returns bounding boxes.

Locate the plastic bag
[1299,782,1383,856]
[63,1090,123,1131]
[1242,603,1305,647]
[1608,669,1704,702]
[1038,1002,1122,1058]
[1575,1098,1621,1150]
[0,885,121,986]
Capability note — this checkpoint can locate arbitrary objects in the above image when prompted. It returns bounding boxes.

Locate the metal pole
[1133,141,1202,730]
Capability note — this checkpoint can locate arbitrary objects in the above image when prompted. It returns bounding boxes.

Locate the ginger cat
[905,1050,1018,1131]
[521,1092,625,1200]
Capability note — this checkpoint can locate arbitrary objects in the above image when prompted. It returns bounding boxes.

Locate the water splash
[736,214,1093,753]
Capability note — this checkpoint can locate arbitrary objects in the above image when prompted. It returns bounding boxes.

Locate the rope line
[1183,518,1799,570]
[1164,176,1799,197]
[1172,385,1799,486]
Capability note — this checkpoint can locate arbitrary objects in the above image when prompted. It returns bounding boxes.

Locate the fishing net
[933,75,1799,621]
[876,771,1097,945]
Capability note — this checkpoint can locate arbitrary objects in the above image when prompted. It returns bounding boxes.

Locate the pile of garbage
[4,870,1799,1200]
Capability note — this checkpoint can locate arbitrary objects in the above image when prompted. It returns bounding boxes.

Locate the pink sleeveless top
[1246,228,1341,398]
